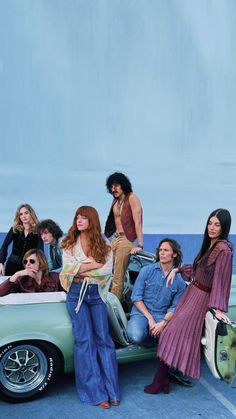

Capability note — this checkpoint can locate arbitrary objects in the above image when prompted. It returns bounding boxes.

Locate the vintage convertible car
[0,251,236,403]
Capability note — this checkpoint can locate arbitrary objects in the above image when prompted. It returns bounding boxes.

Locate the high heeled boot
[144,360,170,394]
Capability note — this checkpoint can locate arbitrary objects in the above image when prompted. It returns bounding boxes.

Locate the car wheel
[0,341,62,402]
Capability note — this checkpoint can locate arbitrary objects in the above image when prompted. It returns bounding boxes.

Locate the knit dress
[157,240,233,379]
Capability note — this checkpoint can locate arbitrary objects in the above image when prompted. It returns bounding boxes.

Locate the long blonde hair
[13,204,39,233]
[61,206,110,264]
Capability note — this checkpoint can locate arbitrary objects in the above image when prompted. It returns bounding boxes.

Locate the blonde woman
[0,204,43,275]
[60,206,120,409]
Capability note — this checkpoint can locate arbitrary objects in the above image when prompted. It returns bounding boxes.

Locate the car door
[201,309,236,384]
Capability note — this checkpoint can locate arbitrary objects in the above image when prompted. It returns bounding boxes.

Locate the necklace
[161,265,173,279]
[117,199,125,217]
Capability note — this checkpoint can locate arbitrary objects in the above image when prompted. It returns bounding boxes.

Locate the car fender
[0,331,74,373]
[0,298,74,373]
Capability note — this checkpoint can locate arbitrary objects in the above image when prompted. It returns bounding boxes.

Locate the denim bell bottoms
[66,282,120,404]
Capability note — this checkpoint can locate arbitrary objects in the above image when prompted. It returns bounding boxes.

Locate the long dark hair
[156,238,182,267]
[106,172,133,195]
[194,208,231,265]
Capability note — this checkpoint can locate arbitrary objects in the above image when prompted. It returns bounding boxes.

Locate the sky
[0,0,236,234]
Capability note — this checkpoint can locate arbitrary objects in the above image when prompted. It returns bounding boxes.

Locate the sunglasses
[23,258,37,265]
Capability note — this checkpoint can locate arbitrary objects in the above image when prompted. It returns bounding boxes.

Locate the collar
[160,264,175,279]
[153,262,175,278]
[153,262,161,270]
[50,241,58,248]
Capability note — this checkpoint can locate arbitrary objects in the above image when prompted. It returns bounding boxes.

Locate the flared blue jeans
[66,282,120,404]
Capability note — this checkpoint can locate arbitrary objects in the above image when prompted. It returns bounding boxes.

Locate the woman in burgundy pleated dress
[144,208,232,394]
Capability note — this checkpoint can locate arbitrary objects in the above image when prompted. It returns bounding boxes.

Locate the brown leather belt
[192,281,211,293]
[73,278,84,284]
[113,232,125,238]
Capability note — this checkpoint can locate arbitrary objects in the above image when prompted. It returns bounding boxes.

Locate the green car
[0,252,235,403]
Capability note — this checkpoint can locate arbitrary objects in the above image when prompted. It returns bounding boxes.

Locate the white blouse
[60,237,113,311]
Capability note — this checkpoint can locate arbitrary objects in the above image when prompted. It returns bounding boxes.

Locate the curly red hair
[61,206,110,264]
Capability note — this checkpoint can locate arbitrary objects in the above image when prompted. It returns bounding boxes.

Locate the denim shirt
[48,241,62,272]
[131,262,186,322]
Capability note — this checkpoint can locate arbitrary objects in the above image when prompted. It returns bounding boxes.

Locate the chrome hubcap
[0,345,48,393]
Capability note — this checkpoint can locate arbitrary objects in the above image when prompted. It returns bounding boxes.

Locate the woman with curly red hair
[60,206,120,409]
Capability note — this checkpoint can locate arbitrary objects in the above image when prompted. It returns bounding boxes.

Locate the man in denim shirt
[128,238,186,348]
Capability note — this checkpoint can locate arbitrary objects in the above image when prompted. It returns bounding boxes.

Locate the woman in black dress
[0,204,43,275]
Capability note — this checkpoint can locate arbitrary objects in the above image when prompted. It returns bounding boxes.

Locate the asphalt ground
[0,357,236,419]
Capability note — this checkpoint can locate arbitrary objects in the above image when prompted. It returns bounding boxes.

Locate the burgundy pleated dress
[157,240,233,379]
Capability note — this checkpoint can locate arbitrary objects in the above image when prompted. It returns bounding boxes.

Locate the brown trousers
[110,235,134,300]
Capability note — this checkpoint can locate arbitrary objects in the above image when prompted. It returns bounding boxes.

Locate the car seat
[106,292,130,346]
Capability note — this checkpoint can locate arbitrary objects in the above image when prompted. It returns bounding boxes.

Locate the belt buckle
[114,232,123,238]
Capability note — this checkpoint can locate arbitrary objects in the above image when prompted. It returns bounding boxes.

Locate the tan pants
[110,235,134,300]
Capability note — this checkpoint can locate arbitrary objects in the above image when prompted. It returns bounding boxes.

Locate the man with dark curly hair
[105,172,143,300]
[37,219,63,272]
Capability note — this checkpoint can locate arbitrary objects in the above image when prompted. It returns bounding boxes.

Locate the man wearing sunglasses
[0,249,62,296]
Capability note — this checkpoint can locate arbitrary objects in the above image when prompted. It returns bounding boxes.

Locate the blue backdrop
[0,1,235,234]
[1,233,235,272]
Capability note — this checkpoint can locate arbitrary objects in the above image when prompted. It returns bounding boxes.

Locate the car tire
[0,340,62,402]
